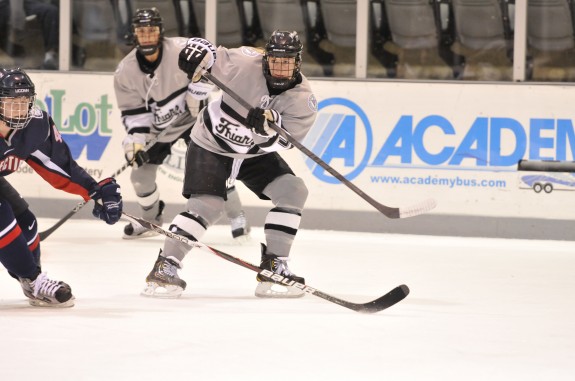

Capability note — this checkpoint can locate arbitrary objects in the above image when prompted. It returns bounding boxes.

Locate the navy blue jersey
[0,109,98,200]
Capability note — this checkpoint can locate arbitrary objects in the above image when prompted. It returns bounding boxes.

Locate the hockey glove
[123,133,149,168]
[187,78,215,100]
[246,108,280,138]
[179,38,216,82]
[90,178,123,225]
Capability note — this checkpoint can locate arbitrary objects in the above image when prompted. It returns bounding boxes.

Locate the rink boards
[6,72,575,239]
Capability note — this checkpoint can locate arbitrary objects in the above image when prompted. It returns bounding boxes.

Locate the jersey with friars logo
[114,37,196,144]
[192,46,318,159]
[0,109,97,200]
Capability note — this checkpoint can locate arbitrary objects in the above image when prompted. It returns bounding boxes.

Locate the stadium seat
[319,0,356,47]
[189,0,254,47]
[527,0,575,81]
[451,0,509,50]
[73,0,127,70]
[528,0,575,51]
[384,0,438,50]
[319,0,397,77]
[126,0,185,37]
[450,0,513,80]
[255,0,334,76]
[381,0,461,79]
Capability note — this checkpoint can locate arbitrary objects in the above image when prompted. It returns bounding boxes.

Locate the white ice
[1,219,575,381]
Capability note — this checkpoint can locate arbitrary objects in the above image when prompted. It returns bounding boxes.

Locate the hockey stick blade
[398,197,437,219]
[122,211,410,313]
[203,72,436,219]
[313,285,410,313]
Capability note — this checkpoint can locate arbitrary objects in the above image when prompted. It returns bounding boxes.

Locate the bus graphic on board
[517,160,575,193]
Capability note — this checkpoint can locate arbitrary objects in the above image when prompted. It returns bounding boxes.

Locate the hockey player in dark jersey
[141,31,317,298]
[114,7,250,240]
[0,68,123,307]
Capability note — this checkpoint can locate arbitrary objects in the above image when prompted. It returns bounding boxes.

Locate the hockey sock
[163,195,224,261]
[164,211,207,262]
[264,207,301,258]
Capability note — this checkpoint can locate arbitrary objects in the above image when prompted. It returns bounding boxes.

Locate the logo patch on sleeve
[308,94,318,112]
[240,46,263,57]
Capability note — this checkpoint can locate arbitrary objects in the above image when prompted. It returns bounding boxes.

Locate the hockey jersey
[192,46,318,159]
[0,108,98,200]
[114,37,196,144]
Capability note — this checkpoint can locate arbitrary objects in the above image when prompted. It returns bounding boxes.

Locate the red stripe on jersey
[0,223,23,249]
[29,233,40,252]
[27,160,91,200]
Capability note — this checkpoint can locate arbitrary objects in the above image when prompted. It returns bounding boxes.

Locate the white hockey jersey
[192,46,318,159]
[114,37,196,143]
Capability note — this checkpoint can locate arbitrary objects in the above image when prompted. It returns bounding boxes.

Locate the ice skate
[141,251,186,298]
[255,244,305,298]
[19,272,75,308]
[230,210,251,243]
[123,200,165,239]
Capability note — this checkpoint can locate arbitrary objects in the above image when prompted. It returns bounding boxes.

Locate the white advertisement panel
[7,72,575,220]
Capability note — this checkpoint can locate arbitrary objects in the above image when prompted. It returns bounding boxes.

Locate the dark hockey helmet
[131,7,164,55]
[262,30,303,90]
[0,68,36,130]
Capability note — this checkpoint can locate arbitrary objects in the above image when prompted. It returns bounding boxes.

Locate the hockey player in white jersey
[114,8,250,240]
[141,30,318,298]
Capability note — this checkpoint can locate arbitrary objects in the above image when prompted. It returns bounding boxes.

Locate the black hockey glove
[90,178,123,225]
[133,150,150,167]
[178,38,216,82]
[246,107,280,137]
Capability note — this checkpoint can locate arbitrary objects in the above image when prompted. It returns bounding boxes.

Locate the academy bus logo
[306,97,575,184]
[303,98,372,183]
[36,90,113,160]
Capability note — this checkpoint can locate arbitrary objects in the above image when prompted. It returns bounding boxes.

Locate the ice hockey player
[141,30,317,298]
[114,7,250,240]
[0,67,123,307]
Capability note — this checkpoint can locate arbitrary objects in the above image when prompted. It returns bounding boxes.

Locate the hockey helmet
[262,31,303,90]
[0,68,36,130]
[131,7,164,56]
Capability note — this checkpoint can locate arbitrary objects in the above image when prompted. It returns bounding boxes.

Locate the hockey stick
[203,72,436,219]
[38,128,173,241]
[122,210,410,313]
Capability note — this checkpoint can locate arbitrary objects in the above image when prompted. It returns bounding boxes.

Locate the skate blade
[141,282,183,298]
[122,230,160,240]
[255,282,305,299]
[28,296,75,308]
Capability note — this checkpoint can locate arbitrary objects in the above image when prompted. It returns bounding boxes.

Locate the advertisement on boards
[7,73,575,220]
[293,81,575,219]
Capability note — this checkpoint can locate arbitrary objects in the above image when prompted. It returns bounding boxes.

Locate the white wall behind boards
[8,72,575,234]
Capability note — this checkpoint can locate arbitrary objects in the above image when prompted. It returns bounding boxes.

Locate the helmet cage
[0,68,36,130]
[131,8,164,56]
[263,31,303,90]
[0,96,36,130]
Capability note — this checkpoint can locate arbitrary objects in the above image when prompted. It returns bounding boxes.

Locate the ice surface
[1,219,574,380]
